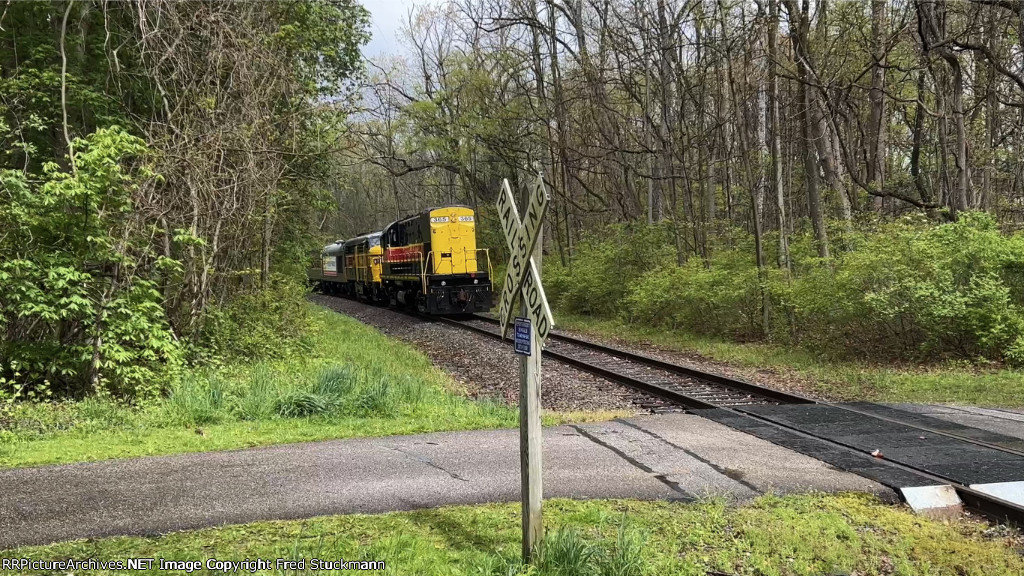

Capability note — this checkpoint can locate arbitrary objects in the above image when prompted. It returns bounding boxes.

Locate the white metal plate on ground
[900,485,963,518]
[969,481,1024,506]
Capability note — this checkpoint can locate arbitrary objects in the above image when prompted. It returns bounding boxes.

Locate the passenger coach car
[309,205,493,315]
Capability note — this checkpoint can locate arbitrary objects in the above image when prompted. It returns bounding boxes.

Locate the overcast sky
[362,0,421,58]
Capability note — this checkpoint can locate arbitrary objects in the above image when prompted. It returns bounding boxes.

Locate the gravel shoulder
[310,295,657,414]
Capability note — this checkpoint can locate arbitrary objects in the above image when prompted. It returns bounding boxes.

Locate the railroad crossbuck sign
[497,175,554,342]
[497,172,551,563]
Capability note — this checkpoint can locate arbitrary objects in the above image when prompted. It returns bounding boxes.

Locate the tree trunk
[867,0,887,205]
[768,0,789,269]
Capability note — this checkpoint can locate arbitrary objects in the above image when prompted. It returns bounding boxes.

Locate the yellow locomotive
[309,232,385,302]
[310,205,493,314]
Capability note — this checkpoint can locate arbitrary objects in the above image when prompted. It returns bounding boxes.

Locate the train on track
[308,205,493,315]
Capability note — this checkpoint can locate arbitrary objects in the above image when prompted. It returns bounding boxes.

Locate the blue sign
[514,317,532,356]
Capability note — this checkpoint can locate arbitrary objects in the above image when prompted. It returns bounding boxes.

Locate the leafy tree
[0,1,370,400]
[1,128,180,400]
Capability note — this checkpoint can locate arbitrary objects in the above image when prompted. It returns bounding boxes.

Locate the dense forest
[1,1,369,400]
[343,0,1024,366]
[4,0,1024,405]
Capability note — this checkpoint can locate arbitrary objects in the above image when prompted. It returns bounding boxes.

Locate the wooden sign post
[497,172,553,563]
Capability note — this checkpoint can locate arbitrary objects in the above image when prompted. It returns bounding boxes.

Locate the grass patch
[10,494,1024,574]
[0,304,549,469]
[555,312,1024,409]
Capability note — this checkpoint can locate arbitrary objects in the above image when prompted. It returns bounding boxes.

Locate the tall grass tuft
[276,389,334,418]
[355,376,399,417]
[537,528,597,576]
[166,373,228,426]
[233,365,280,421]
[469,554,527,576]
[395,375,429,408]
[76,396,133,428]
[462,523,651,576]
[603,524,647,576]
[313,365,360,399]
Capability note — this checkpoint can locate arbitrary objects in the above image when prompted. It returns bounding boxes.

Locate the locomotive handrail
[467,248,492,279]
[421,251,431,293]
[481,248,493,279]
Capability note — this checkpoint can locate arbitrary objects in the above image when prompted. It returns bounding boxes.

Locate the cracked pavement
[1,414,888,549]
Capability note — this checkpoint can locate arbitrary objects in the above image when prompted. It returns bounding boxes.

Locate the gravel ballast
[310,295,655,414]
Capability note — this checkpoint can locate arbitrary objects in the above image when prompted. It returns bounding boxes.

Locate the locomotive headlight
[441,281,446,286]
[474,279,479,284]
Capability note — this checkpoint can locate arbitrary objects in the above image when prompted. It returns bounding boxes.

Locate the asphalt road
[0,414,886,549]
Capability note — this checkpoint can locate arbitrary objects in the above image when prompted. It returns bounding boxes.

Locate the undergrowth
[546,213,1024,366]
[0,304,519,468]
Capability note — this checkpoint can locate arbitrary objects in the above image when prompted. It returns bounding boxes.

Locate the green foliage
[545,223,676,316]
[166,373,229,426]
[535,528,598,575]
[354,376,400,417]
[14,495,1024,575]
[1,1,370,405]
[187,363,439,422]
[0,1,139,175]
[232,366,282,422]
[624,245,766,340]
[267,0,370,97]
[415,522,649,576]
[780,213,1024,362]
[0,305,520,468]
[556,214,1024,365]
[197,276,314,362]
[0,128,182,401]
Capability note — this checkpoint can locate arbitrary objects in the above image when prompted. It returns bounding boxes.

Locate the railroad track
[312,295,1024,527]
[435,312,1024,528]
[442,315,812,409]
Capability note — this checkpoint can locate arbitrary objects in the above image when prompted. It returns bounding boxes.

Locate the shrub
[0,128,182,402]
[568,213,1024,365]
[197,275,313,362]
[784,213,1024,361]
[625,249,765,340]
[546,223,675,316]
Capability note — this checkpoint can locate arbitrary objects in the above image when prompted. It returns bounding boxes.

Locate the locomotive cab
[343,233,384,302]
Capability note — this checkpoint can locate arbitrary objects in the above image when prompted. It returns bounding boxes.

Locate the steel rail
[465,314,813,405]
[724,404,1024,528]
[437,316,719,409]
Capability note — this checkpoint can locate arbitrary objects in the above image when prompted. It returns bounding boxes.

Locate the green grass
[555,312,1024,409]
[9,494,1023,574]
[0,305,545,469]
